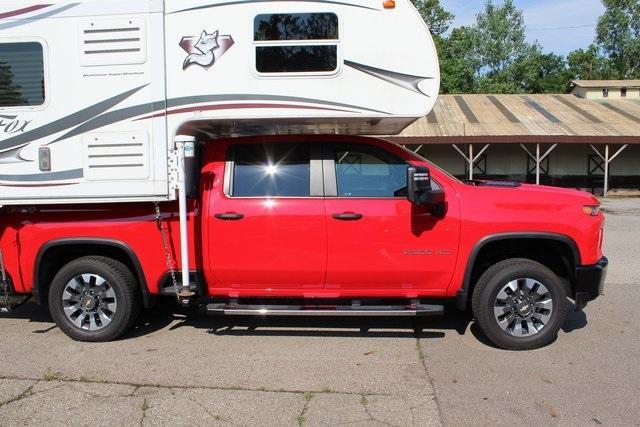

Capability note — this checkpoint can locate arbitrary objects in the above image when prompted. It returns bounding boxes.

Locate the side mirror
[407,166,432,206]
[407,166,447,217]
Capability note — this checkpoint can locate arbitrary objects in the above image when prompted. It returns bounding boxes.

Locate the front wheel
[472,258,568,350]
[49,256,141,342]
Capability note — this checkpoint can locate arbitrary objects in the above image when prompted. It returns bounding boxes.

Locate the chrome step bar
[206,303,444,317]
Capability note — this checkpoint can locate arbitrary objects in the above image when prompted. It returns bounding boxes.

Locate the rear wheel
[472,258,567,350]
[49,256,141,342]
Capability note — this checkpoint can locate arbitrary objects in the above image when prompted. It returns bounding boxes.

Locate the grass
[416,340,426,360]
[296,392,315,426]
[42,368,63,381]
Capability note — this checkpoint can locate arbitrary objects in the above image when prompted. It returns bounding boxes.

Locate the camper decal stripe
[136,103,354,121]
[171,0,378,14]
[0,146,27,164]
[0,182,74,187]
[51,100,166,144]
[0,4,51,19]
[0,85,148,155]
[0,168,82,182]
[50,95,388,145]
[49,95,387,144]
[166,95,389,115]
[0,3,79,30]
[2,92,389,158]
[344,60,433,96]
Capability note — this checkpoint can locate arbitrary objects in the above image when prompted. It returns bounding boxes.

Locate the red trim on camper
[0,183,75,188]
[0,4,51,19]
[135,103,352,121]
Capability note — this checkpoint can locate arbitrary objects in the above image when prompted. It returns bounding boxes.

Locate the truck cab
[201,135,459,299]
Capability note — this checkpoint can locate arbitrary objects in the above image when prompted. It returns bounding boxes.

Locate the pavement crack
[361,394,397,427]
[139,398,149,426]
[0,374,387,398]
[185,393,230,424]
[414,337,445,426]
[296,392,314,426]
[0,383,36,408]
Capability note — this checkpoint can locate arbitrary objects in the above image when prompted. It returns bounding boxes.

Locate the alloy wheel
[493,278,553,337]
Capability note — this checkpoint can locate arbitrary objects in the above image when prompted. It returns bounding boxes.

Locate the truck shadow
[2,299,588,343]
[140,300,589,343]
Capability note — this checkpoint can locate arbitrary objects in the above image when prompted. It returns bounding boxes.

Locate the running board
[206,303,444,317]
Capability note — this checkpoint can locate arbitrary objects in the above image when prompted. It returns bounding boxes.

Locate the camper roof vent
[80,18,146,67]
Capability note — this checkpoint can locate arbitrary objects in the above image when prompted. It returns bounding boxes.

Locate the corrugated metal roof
[572,79,640,88]
[394,94,640,144]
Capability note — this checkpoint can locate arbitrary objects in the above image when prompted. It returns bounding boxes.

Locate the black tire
[471,258,568,351]
[48,256,141,342]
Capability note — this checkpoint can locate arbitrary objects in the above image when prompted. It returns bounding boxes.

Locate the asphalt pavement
[0,197,638,426]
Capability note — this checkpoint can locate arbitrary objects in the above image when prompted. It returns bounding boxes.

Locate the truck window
[0,42,45,107]
[333,145,408,198]
[254,13,339,74]
[229,143,311,197]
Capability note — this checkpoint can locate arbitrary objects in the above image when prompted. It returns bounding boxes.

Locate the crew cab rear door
[323,141,459,296]
[207,141,326,295]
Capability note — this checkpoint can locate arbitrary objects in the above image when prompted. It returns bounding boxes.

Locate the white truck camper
[0,0,439,295]
[0,0,439,205]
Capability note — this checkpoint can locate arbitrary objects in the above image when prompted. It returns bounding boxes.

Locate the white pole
[536,143,540,185]
[604,144,609,196]
[174,136,195,296]
[469,144,474,180]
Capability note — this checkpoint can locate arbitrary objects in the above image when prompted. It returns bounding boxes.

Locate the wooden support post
[589,144,628,196]
[469,144,474,180]
[536,143,540,185]
[519,143,557,185]
[451,144,490,181]
[604,144,609,196]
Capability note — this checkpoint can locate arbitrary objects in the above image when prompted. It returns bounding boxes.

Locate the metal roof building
[388,93,640,194]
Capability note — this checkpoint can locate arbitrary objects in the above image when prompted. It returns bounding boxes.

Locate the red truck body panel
[0,136,604,301]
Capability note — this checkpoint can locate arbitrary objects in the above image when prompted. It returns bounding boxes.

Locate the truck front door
[207,141,326,296]
[323,142,459,297]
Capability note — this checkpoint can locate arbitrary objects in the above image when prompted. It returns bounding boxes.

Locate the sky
[441,0,606,55]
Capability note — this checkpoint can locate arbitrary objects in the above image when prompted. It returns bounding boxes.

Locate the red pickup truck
[0,135,607,350]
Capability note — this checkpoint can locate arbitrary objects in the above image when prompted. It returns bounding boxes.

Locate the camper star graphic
[179,30,234,70]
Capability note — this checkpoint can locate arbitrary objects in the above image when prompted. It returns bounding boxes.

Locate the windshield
[396,144,463,184]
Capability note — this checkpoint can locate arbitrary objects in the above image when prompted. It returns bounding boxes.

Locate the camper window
[254,13,339,74]
[0,42,45,108]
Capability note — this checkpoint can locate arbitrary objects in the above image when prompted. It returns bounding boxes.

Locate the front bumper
[573,256,608,310]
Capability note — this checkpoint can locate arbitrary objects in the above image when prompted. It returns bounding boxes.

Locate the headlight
[582,205,601,216]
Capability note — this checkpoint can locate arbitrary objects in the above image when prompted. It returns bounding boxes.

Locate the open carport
[389,93,640,194]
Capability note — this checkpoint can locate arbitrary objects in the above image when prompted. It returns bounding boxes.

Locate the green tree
[566,45,610,80]
[596,0,640,78]
[510,48,572,93]
[440,26,480,93]
[0,62,24,106]
[411,0,455,37]
[475,0,528,77]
